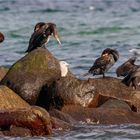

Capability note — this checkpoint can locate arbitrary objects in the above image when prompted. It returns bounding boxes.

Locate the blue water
[0,0,140,139]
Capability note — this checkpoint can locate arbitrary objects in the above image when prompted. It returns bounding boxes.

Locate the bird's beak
[53,28,62,47]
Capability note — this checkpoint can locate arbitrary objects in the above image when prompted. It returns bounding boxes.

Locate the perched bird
[25,22,61,53]
[116,57,138,77]
[84,48,119,78]
[122,67,140,89]
[59,61,69,77]
[0,32,4,43]
[116,57,140,89]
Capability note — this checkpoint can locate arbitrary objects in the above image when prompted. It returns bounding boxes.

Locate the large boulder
[0,48,61,105]
[54,72,140,112]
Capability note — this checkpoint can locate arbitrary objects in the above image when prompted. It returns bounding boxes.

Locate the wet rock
[62,105,99,124]
[62,104,140,124]
[0,85,29,109]
[87,77,140,112]
[99,99,131,111]
[0,106,52,136]
[49,109,76,124]
[54,71,95,108]
[51,71,140,114]
[2,126,31,137]
[51,116,72,130]
[0,48,61,105]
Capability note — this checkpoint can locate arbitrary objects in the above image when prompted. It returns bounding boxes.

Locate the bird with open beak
[25,22,61,53]
[84,48,119,78]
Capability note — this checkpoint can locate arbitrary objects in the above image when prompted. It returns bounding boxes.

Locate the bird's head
[44,23,62,47]
[102,48,119,62]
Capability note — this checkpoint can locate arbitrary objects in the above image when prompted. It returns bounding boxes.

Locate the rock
[49,109,76,124]
[87,77,140,112]
[0,106,52,136]
[0,85,29,109]
[2,126,31,137]
[51,116,72,130]
[54,71,95,108]
[0,48,61,105]
[0,67,7,81]
[99,99,131,111]
[62,105,99,124]
[62,104,140,124]
[54,73,140,112]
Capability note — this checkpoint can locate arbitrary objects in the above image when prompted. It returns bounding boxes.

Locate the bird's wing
[94,56,110,68]
[88,56,110,73]
[26,26,48,52]
[130,67,140,78]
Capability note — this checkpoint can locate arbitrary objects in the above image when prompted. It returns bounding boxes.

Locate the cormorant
[25,22,61,53]
[85,48,119,78]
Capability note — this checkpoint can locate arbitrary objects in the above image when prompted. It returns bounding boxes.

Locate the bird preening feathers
[116,57,140,89]
[25,22,61,53]
[116,57,137,77]
[84,48,119,78]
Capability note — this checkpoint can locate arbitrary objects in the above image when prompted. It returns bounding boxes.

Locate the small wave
[78,27,130,35]
[0,7,10,12]
[29,8,67,13]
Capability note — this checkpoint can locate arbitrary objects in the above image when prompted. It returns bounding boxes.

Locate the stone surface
[62,104,140,124]
[49,109,76,124]
[0,67,7,81]
[0,48,61,105]
[0,106,52,136]
[0,85,29,109]
[55,73,140,112]
[54,71,95,108]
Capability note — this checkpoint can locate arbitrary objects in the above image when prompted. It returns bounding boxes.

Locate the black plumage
[88,48,119,78]
[25,22,61,53]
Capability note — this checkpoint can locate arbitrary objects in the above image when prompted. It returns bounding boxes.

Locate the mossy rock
[0,48,61,105]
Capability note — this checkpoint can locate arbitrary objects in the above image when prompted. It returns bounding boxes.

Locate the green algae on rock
[0,48,61,105]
